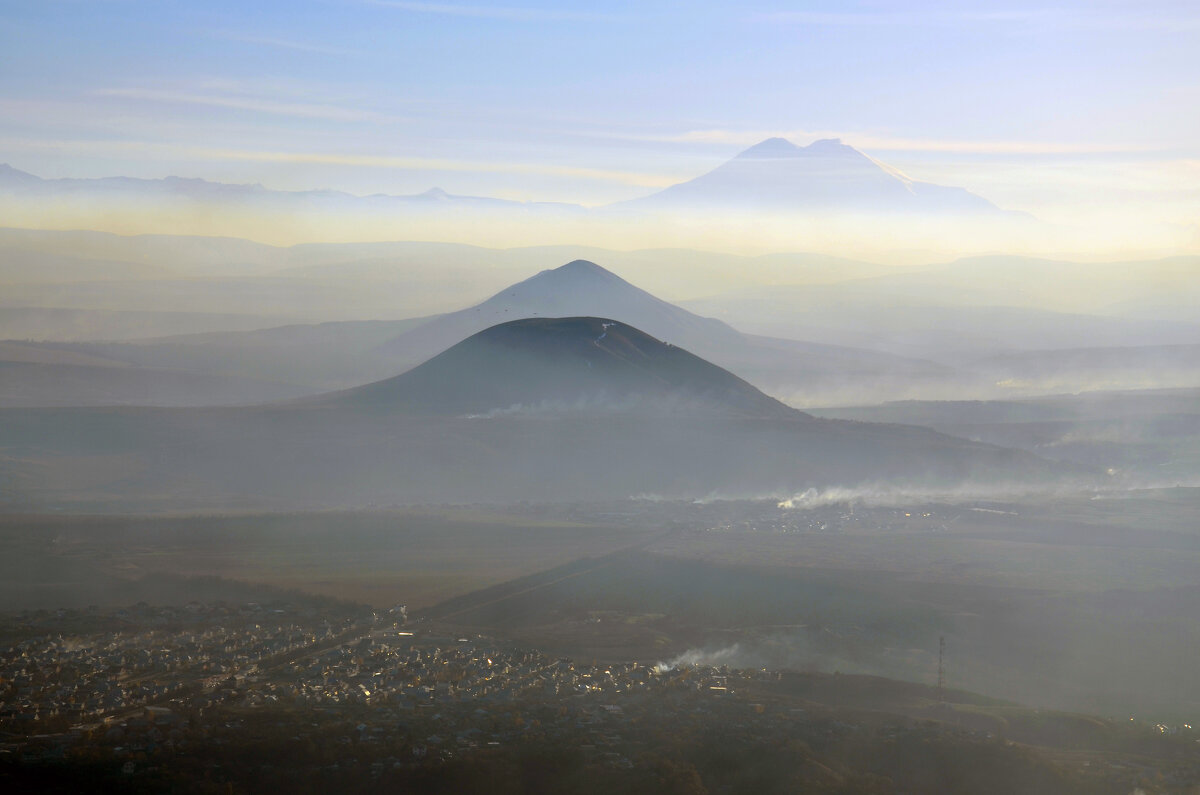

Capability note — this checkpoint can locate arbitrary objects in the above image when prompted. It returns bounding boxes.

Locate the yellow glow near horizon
[1,196,1194,268]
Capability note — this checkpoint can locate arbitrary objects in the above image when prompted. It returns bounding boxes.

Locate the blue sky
[1,0,1197,225]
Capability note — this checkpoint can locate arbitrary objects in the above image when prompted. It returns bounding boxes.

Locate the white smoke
[774,480,1108,510]
[653,633,930,681]
[633,476,1200,510]
[655,643,746,673]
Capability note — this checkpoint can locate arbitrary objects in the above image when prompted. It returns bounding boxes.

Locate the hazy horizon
[2,0,1197,262]
[0,138,1195,263]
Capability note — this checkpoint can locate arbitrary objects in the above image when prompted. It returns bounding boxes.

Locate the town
[3,599,1198,794]
[1,601,739,760]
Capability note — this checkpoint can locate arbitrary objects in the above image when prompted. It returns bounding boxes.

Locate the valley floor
[3,490,1200,791]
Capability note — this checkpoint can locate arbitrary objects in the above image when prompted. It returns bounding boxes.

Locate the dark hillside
[332,317,801,419]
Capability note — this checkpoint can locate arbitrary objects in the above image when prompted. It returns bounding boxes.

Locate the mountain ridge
[0,255,954,408]
[0,163,584,212]
[373,259,945,387]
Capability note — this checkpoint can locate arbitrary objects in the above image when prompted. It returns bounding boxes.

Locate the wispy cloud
[640,128,1156,156]
[95,88,382,122]
[194,146,675,186]
[0,137,677,187]
[759,7,1200,32]
[366,1,616,22]
[758,10,917,27]
[207,31,351,56]
[859,137,1155,156]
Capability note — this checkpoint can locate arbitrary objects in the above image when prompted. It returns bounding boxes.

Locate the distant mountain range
[0,137,1014,218]
[0,315,1073,511]
[613,138,1007,215]
[0,163,584,215]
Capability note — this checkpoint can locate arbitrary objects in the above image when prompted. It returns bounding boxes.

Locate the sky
[1,0,1198,249]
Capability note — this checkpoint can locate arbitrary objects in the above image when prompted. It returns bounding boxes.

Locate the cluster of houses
[279,637,661,707]
[0,601,362,728]
[0,600,768,773]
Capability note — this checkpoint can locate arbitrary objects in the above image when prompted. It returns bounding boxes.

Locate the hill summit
[736,137,859,159]
[492,259,642,303]
[335,316,801,419]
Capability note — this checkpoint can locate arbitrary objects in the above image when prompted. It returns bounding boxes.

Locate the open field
[423,547,1200,723]
[404,490,1200,723]
[0,509,643,611]
[653,489,1200,591]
